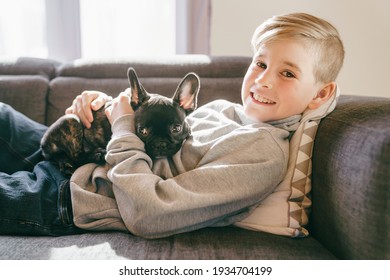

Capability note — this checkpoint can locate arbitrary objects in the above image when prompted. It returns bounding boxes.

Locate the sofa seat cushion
[0,227,336,260]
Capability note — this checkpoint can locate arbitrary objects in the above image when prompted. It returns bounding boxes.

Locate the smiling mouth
[251,92,276,104]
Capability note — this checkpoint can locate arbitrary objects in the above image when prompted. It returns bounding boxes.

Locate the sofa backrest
[0,55,252,125]
[0,57,59,124]
[47,55,251,125]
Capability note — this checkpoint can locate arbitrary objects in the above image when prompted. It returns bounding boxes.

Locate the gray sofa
[0,56,389,260]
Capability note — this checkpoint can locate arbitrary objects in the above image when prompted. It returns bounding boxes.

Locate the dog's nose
[152,142,168,150]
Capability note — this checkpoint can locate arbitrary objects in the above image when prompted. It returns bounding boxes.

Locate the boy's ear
[308,82,337,110]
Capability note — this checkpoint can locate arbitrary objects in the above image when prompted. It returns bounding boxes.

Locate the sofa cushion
[0,57,59,124]
[311,95,390,259]
[0,75,48,124]
[0,227,336,260]
[57,55,251,79]
[0,57,58,79]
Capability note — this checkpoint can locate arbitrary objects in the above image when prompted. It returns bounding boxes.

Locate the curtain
[176,0,211,54]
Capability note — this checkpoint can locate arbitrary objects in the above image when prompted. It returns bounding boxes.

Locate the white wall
[210,0,390,97]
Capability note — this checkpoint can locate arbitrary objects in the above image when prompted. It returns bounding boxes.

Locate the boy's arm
[106,115,289,239]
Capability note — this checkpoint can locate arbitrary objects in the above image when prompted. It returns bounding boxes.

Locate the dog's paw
[59,162,76,176]
[91,148,107,164]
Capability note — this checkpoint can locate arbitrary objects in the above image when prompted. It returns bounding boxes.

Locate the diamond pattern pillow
[235,86,340,237]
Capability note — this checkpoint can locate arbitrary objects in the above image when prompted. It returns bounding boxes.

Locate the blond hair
[251,13,345,83]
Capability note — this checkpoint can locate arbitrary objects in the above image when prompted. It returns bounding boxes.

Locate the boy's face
[241,39,323,122]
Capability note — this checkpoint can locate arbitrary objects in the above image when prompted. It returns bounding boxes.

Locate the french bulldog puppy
[40,67,200,176]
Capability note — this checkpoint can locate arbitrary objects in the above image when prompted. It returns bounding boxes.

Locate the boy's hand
[65,90,112,128]
[105,88,134,125]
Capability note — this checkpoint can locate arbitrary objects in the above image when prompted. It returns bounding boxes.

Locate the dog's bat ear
[173,72,200,115]
[127,67,149,110]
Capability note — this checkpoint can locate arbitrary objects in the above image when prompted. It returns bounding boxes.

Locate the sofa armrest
[311,95,390,259]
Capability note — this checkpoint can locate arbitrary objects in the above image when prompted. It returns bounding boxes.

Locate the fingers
[105,93,134,125]
[122,87,132,97]
[90,91,113,111]
[74,94,93,128]
[65,106,73,115]
[65,89,133,128]
[66,91,111,128]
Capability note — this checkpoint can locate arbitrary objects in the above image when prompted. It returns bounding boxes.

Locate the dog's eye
[171,124,182,133]
[137,127,149,136]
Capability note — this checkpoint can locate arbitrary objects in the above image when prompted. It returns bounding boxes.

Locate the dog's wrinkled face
[128,68,200,158]
[134,95,191,157]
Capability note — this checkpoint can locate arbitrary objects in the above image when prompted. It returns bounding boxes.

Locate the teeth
[253,93,275,104]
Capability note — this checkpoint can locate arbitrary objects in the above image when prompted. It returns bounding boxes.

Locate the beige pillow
[235,86,340,237]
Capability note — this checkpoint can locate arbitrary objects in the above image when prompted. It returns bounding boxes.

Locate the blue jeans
[0,103,83,236]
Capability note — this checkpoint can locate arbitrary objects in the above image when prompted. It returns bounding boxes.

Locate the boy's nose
[255,73,273,89]
[260,82,273,89]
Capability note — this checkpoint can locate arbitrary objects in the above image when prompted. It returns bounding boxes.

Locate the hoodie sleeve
[105,114,290,239]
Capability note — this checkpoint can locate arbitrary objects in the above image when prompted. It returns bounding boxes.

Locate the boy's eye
[255,61,267,69]
[282,71,296,78]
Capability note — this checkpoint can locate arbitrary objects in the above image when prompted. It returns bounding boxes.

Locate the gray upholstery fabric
[57,56,251,78]
[311,95,390,260]
[0,57,58,79]
[0,227,335,260]
[0,57,59,123]
[0,75,48,123]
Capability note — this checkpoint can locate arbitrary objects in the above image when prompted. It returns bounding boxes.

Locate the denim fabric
[0,103,82,236]
[0,103,46,173]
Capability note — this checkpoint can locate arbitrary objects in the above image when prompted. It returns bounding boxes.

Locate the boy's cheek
[242,92,253,109]
[240,85,250,104]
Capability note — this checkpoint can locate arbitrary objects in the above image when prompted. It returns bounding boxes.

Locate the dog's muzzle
[146,140,182,158]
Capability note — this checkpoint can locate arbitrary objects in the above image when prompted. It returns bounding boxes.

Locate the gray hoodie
[70,100,300,239]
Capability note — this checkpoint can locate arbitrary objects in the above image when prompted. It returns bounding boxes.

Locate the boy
[0,13,344,238]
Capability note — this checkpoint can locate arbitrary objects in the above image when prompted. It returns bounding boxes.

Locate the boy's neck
[267,114,302,132]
